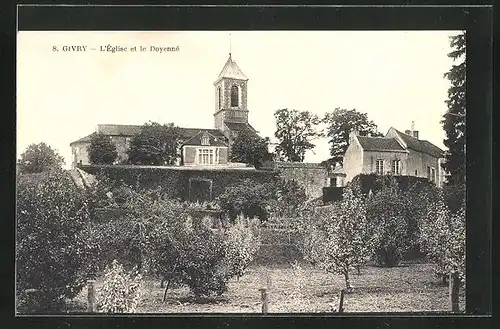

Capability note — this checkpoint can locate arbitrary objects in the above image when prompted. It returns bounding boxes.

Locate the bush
[217,178,308,223]
[88,133,118,165]
[97,260,143,313]
[217,180,273,221]
[16,170,94,313]
[366,178,410,267]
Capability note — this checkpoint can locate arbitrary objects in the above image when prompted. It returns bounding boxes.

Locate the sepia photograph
[16,29,467,315]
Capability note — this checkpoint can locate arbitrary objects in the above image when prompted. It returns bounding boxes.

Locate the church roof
[216,55,248,82]
[70,132,96,145]
[391,128,444,158]
[224,122,256,132]
[70,124,227,146]
[356,136,406,152]
[182,131,228,147]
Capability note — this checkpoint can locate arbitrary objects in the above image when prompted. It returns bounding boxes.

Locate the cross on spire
[229,32,232,57]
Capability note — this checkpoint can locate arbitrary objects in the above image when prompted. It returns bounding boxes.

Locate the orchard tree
[127,122,182,165]
[17,142,65,174]
[274,108,322,162]
[420,192,465,312]
[230,129,272,168]
[442,32,466,185]
[302,186,372,291]
[323,108,383,166]
[88,133,118,165]
[16,170,94,313]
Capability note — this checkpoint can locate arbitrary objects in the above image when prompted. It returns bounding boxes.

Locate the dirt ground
[72,261,465,313]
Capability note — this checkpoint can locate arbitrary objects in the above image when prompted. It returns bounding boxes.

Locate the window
[376,159,384,174]
[391,160,401,175]
[198,149,215,165]
[218,86,222,109]
[415,170,418,175]
[201,134,210,146]
[231,85,239,107]
[427,166,431,180]
[431,167,436,183]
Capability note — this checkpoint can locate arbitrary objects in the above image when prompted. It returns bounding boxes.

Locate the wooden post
[449,272,460,312]
[259,288,268,314]
[338,289,345,313]
[87,280,96,312]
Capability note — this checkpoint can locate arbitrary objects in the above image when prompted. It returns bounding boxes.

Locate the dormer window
[201,134,210,146]
[231,85,239,107]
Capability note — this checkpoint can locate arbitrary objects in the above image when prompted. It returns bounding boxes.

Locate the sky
[17,31,461,168]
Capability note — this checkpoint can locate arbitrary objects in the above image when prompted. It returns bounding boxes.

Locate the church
[70,53,258,168]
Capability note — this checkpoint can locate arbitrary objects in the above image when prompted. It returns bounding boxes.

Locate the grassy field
[73,261,465,313]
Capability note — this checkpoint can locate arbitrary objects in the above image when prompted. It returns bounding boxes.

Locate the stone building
[70,53,257,168]
[342,126,446,186]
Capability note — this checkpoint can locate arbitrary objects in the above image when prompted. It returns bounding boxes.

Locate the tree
[420,192,465,312]
[88,133,118,165]
[442,32,466,185]
[16,170,94,313]
[323,108,383,166]
[302,186,372,290]
[17,142,65,174]
[127,122,182,165]
[230,129,272,168]
[274,108,322,162]
[366,177,412,267]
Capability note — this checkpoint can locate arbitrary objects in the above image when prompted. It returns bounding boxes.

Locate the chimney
[412,131,419,139]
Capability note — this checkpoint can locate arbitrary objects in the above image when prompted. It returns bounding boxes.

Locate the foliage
[91,184,261,298]
[88,133,118,165]
[230,129,273,168]
[442,32,466,185]
[217,180,273,221]
[323,108,383,166]
[97,260,143,313]
[217,178,308,223]
[365,177,411,267]
[302,186,372,290]
[222,216,261,280]
[127,121,182,165]
[273,108,322,162]
[17,142,65,174]
[420,192,466,282]
[16,170,94,313]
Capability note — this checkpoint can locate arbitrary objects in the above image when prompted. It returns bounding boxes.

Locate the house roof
[182,131,228,147]
[216,55,248,81]
[392,129,445,158]
[70,125,227,146]
[356,136,406,152]
[70,132,96,146]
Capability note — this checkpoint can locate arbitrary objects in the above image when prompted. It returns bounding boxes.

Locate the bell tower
[213,53,249,133]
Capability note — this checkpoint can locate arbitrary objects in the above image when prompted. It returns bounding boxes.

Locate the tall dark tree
[88,133,118,165]
[127,122,182,166]
[274,108,322,162]
[17,142,65,174]
[230,129,272,168]
[442,32,466,185]
[323,108,383,166]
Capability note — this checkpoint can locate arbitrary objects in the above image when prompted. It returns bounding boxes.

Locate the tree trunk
[442,274,447,285]
[344,271,351,291]
[449,272,460,312]
[162,279,172,302]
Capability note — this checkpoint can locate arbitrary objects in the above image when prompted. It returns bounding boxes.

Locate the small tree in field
[88,133,118,165]
[420,192,465,311]
[17,142,65,174]
[303,186,372,291]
